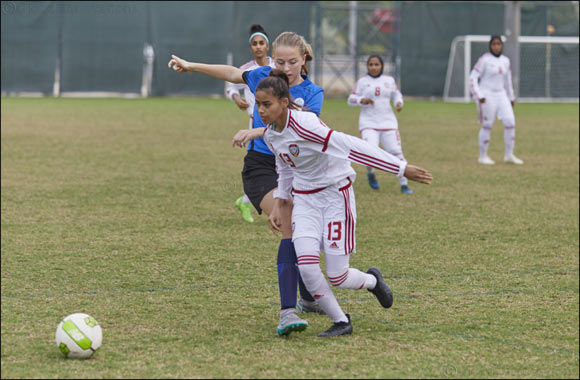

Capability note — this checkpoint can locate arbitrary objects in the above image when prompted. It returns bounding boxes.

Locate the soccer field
[1,97,578,378]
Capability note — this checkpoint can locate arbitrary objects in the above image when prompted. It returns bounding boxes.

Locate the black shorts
[242,150,278,214]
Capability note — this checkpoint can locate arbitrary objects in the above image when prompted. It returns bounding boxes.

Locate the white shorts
[361,128,405,159]
[476,91,515,128]
[291,178,357,256]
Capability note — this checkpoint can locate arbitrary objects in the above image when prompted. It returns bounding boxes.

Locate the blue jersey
[242,65,324,155]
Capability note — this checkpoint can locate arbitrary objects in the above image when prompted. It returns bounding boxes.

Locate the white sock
[326,255,377,290]
[478,127,492,157]
[299,263,348,323]
[366,166,375,175]
[242,194,251,203]
[504,126,515,157]
[295,237,348,323]
[328,268,377,290]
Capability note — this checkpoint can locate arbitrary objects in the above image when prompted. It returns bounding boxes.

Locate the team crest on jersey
[295,98,305,108]
[289,144,300,157]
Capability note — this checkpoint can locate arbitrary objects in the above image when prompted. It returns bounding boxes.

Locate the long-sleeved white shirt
[264,109,406,200]
[225,56,275,116]
[469,52,515,101]
[347,74,403,131]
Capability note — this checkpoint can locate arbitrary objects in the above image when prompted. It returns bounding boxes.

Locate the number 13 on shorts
[325,219,356,255]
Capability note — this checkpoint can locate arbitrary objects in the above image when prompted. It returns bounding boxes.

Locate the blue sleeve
[305,88,324,117]
[242,66,271,95]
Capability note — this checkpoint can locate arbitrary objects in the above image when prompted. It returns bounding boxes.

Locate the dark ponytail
[256,69,302,110]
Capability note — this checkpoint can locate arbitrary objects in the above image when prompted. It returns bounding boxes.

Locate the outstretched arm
[403,165,432,184]
[232,128,266,148]
[168,55,244,84]
[331,130,432,184]
[297,113,433,184]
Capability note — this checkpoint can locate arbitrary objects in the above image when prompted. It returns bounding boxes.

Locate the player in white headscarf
[470,35,523,165]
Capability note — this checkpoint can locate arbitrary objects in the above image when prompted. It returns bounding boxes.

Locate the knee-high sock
[327,268,377,290]
[277,238,298,310]
[295,237,348,323]
[504,126,515,157]
[298,263,348,323]
[326,254,377,290]
[479,126,492,157]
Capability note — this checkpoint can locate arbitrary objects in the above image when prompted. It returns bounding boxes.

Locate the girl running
[225,24,276,224]
[234,70,432,337]
[348,55,413,194]
[169,31,325,336]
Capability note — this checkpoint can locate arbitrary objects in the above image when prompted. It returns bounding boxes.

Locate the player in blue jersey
[169,31,324,336]
[226,24,277,224]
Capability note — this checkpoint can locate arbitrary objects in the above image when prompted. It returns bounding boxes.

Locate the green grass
[1,97,578,378]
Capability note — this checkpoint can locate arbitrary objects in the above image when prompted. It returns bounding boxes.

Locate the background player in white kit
[348,55,413,194]
[225,24,276,223]
[470,35,523,165]
[234,70,433,337]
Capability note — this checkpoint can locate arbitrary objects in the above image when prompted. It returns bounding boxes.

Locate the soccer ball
[55,313,102,359]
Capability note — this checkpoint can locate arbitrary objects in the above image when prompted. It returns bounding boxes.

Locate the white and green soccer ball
[55,313,102,359]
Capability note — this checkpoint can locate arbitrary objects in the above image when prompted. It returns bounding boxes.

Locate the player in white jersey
[348,55,413,194]
[470,35,523,165]
[170,31,325,336]
[233,70,432,337]
[225,25,277,224]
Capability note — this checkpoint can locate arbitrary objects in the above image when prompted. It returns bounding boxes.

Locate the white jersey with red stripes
[225,57,276,116]
[469,52,515,101]
[263,109,407,200]
[347,74,403,131]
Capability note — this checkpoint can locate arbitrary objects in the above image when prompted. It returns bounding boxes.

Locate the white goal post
[443,35,579,103]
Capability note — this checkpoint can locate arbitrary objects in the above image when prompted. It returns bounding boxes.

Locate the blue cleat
[367,173,379,190]
[400,185,413,195]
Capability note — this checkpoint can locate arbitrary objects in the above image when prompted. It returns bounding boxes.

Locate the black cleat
[317,314,353,337]
[367,267,393,308]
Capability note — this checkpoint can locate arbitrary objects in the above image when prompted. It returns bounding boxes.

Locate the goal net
[443,35,579,103]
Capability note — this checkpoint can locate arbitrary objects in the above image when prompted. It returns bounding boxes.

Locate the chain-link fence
[312,1,401,96]
[1,1,311,96]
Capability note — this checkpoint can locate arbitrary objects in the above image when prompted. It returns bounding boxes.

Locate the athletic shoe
[277,310,308,336]
[478,155,495,165]
[317,314,352,337]
[235,196,254,223]
[367,267,394,308]
[504,154,524,165]
[367,172,379,190]
[297,298,326,315]
[400,185,413,195]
